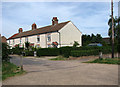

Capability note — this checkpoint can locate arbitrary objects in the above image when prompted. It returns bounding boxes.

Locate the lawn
[2,62,25,80]
[84,58,120,65]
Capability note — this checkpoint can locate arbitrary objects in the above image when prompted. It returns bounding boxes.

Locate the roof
[102,37,110,44]
[8,21,70,40]
[8,33,19,39]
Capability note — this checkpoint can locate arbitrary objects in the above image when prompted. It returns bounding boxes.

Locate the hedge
[37,48,60,57]
[71,50,99,57]
[25,50,34,56]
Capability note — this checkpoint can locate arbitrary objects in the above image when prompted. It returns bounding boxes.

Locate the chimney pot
[32,23,37,30]
[52,17,58,25]
[19,28,23,33]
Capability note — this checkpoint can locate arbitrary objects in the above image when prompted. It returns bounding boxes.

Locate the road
[3,55,118,85]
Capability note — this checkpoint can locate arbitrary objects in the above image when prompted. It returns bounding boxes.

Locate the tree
[108,16,118,45]
[2,43,10,62]
[25,41,30,49]
[73,41,79,47]
[82,34,103,46]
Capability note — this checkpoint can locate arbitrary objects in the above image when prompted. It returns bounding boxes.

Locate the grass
[84,58,120,65]
[2,61,25,80]
[50,56,68,60]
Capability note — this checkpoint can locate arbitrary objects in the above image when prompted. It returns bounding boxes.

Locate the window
[9,40,10,45]
[13,39,14,45]
[25,37,28,42]
[20,38,22,44]
[37,35,40,43]
[48,44,51,48]
[47,34,51,42]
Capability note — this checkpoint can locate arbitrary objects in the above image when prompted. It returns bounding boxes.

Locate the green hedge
[25,50,34,56]
[36,46,117,57]
[37,48,60,57]
[71,50,99,57]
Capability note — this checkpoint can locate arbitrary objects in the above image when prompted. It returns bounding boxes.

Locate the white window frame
[9,40,10,45]
[20,38,22,44]
[25,37,28,42]
[13,39,14,45]
[47,34,51,42]
[37,35,40,43]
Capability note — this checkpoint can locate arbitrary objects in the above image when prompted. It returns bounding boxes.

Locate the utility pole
[111,0,114,58]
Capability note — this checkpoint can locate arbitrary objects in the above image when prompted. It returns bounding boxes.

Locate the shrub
[73,41,79,47]
[11,47,24,55]
[24,50,34,56]
[59,47,73,58]
[2,43,10,61]
[71,50,99,57]
[37,48,60,57]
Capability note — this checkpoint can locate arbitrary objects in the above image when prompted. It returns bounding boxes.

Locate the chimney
[32,23,37,30]
[52,17,58,25]
[18,28,23,33]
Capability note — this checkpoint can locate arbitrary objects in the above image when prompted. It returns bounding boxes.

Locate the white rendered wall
[59,21,82,47]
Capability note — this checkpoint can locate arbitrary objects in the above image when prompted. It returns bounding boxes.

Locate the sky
[1,1,119,38]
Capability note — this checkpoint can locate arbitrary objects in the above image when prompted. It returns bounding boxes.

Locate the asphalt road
[3,55,118,85]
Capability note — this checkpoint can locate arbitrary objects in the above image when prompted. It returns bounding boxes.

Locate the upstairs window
[47,34,51,42]
[20,38,22,44]
[37,35,40,43]
[13,39,14,45]
[9,40,10,45]
[25,37,28,42]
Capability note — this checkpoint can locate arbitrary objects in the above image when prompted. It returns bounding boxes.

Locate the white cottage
[7,17,82,48]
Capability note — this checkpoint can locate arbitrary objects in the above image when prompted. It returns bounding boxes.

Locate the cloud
[2,2,118,38]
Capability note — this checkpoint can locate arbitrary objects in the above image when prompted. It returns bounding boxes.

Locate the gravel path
[3,55,118,85]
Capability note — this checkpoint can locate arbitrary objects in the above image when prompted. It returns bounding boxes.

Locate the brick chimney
[52,17,58,25]
[18,28,23,33]
[32,23,37,30]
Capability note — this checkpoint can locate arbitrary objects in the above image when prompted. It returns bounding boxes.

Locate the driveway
[3,55,118,85]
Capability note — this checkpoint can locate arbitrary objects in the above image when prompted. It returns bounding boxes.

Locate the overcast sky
[2,1,118,38]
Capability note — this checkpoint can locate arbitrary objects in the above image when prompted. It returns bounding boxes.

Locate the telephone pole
[111,0,114,58]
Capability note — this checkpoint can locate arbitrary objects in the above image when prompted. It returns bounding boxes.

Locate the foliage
[82,34,103,46]
[73,41,79,47]
[2,62,25,80]
[25,41,30,49]
[108,16,120,45]
[71,50,99,57]
[37,48,60,57]
[36,46,117,58]
[11,46,24,55]
[24,50,34,56]
[2,43,10,62]
[85,58,120,65]
[59,47,70,58]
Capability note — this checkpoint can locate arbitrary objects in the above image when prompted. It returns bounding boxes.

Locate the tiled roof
[8,21,70,40]
[8,33,19,39]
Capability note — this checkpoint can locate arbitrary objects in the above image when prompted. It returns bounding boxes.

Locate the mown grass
[50,56,68,61]
[2,62,25,80]
[84,58,120,65]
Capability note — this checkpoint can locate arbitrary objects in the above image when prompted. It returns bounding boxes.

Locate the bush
[71,50,99,57]
[2,43,10,62]
[59,47,73,58]
[36,46,117,57]
[24,50,34,56]
[37,48,60,57]
[11,47,24,55]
